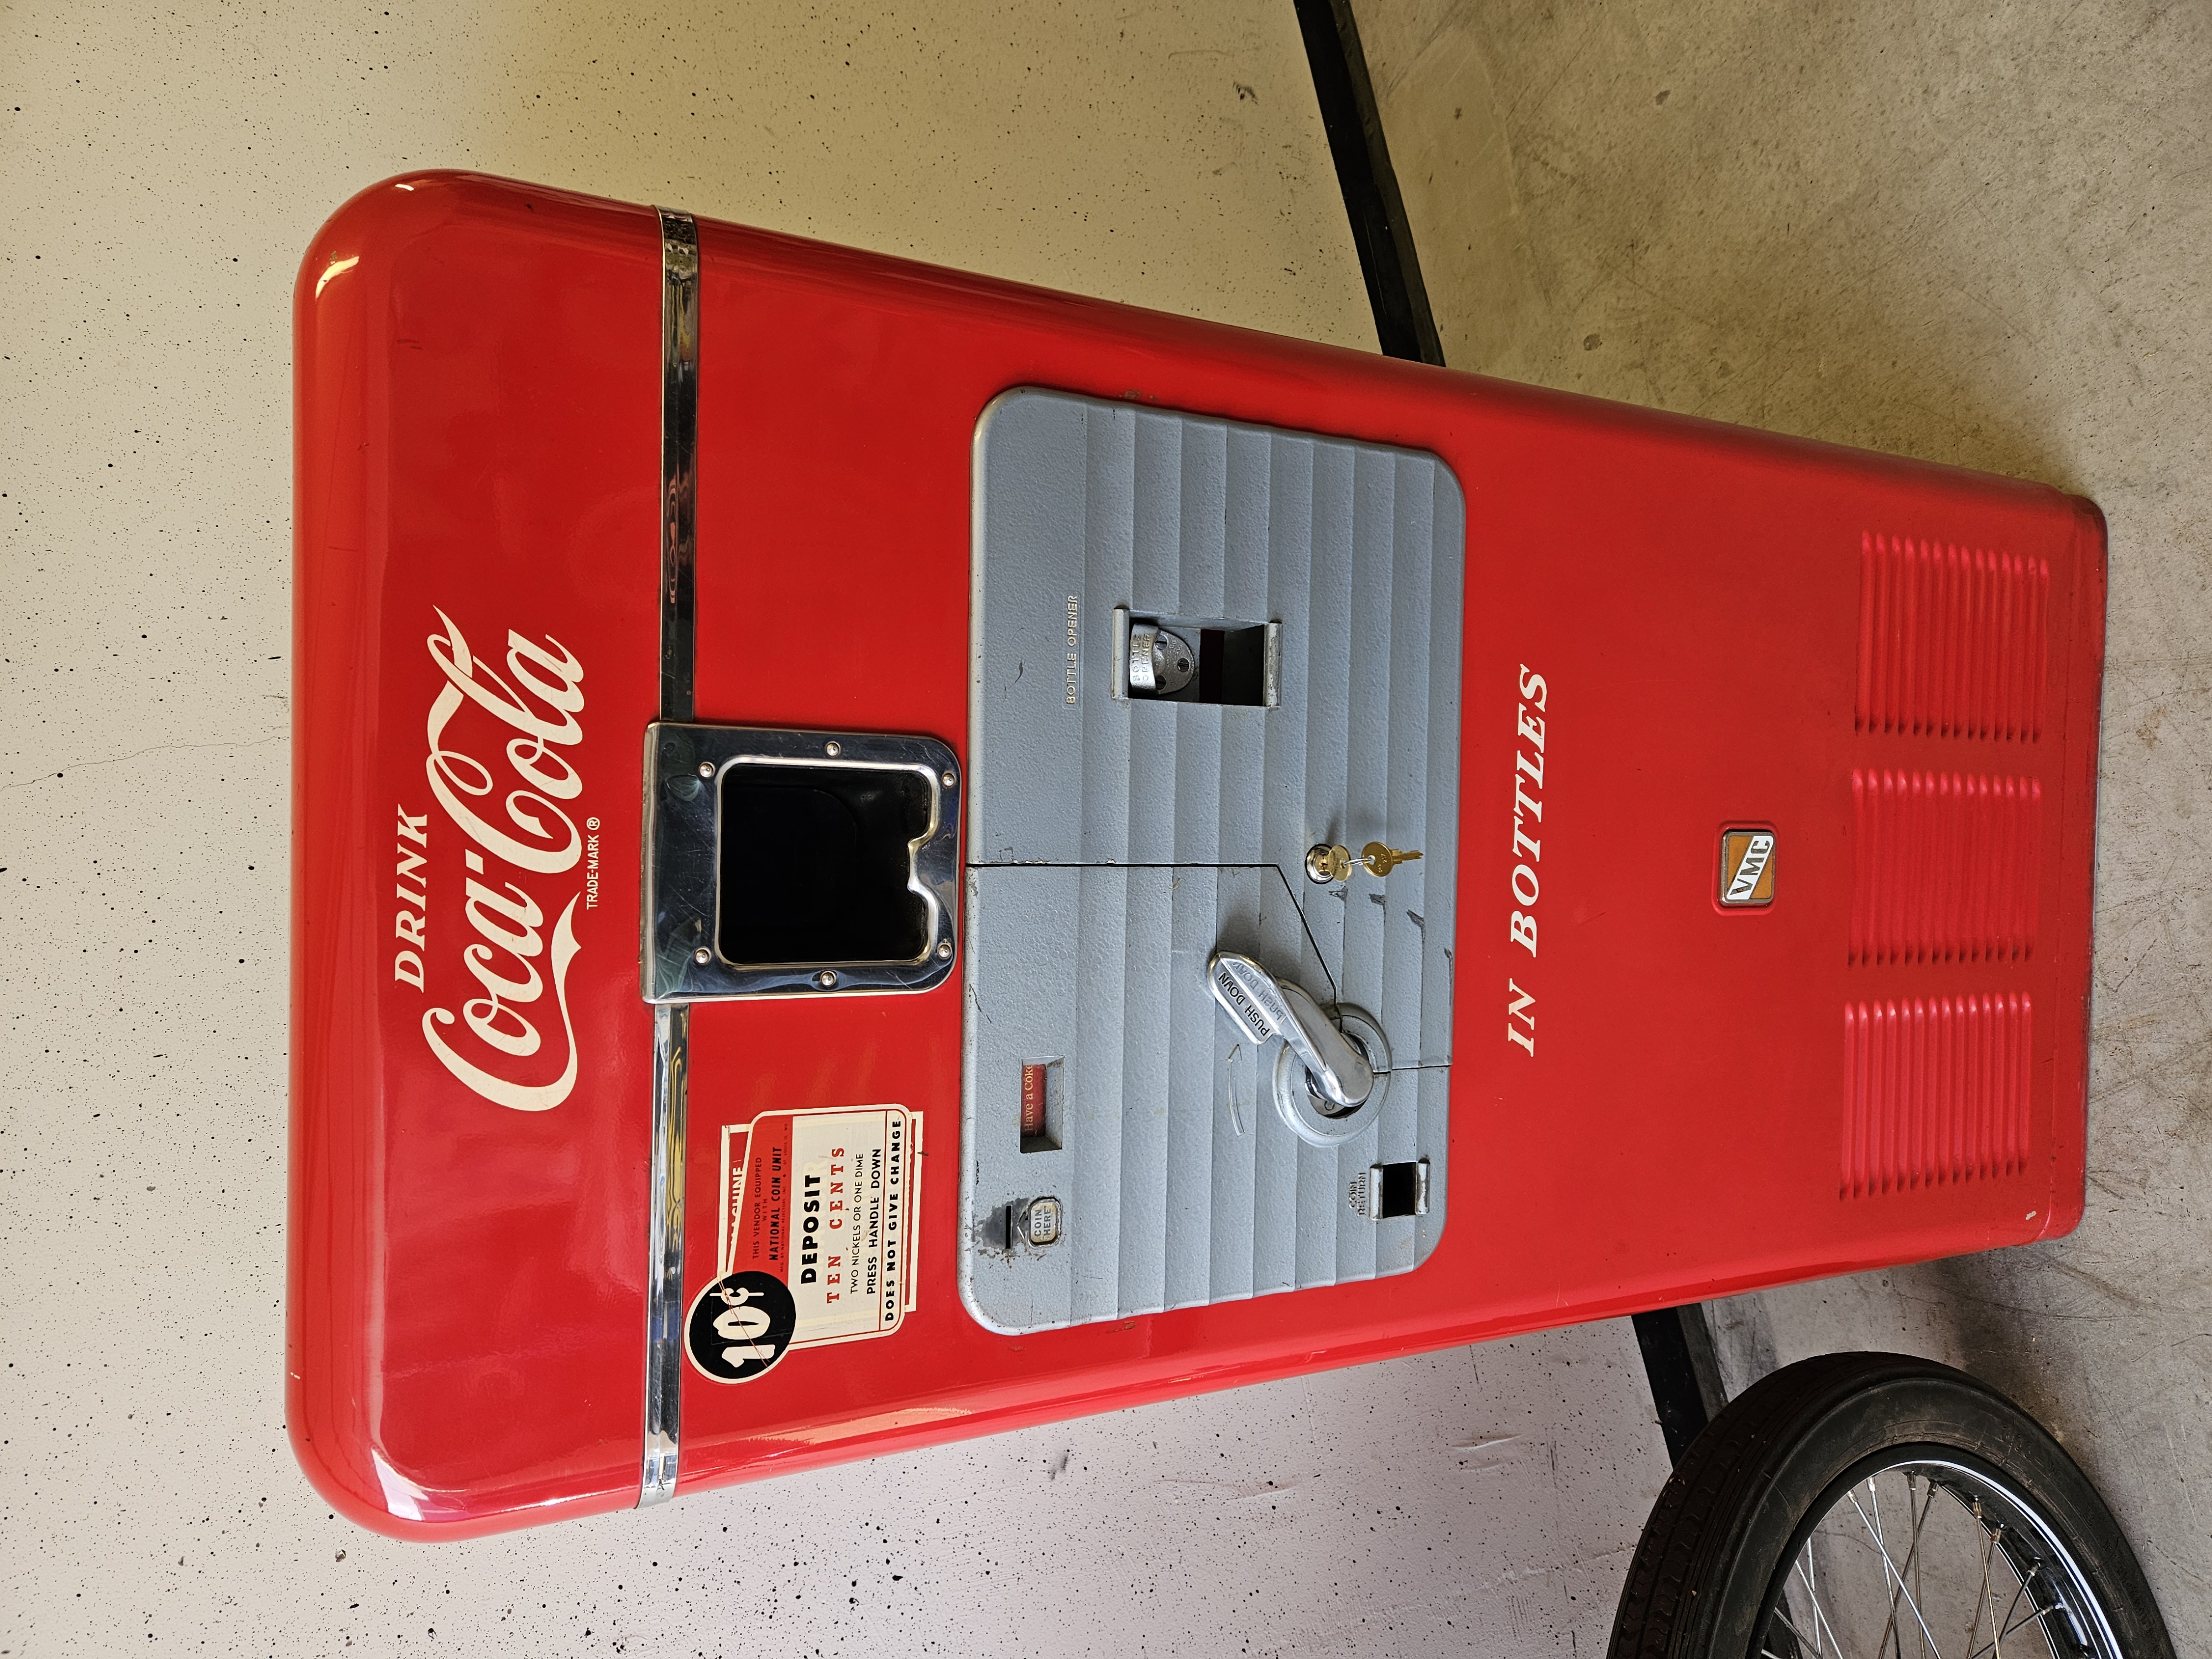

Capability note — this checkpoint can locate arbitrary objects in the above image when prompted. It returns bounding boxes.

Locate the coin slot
[716,764,933,967]
[1010,1196,1062,1246]
[1019,1059,1063,1152]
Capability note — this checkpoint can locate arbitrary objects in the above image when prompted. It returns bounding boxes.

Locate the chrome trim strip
[640,1001,688,1506]
[658,208,700,726]
[641,207,699,1509]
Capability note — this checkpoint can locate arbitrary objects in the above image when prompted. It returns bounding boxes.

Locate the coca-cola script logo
[391,609,589,1112]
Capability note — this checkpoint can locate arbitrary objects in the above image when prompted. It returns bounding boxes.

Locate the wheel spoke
[1770,1604,1825,1657]
[1864,1479,1905,1659]
[1848,1484,1945,1657]
[1983,1524,2001,1659]
[1960,1600,2069,1659]
[1796,1549,1846,1655]
[1992,1566,2030,1652]
[1875,1480,1908,1659]
[1914,1477,1928,1659]
[1908,1473,1933,1659]
[1792,1555,1821,1653]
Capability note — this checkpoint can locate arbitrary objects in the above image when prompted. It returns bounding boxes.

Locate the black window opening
[717,764,933,966]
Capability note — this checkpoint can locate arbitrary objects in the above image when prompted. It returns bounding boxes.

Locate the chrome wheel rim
[1756,1453,2126,1659]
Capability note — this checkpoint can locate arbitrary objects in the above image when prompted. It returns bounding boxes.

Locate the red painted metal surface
[291,171,2105,1538]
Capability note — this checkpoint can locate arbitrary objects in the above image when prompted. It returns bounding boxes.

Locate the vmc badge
[1718,828,1777,907]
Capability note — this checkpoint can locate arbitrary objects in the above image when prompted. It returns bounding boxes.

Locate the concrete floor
[1359,0,2212,1645]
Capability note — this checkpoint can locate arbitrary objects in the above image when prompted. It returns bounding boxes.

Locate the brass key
[1361,842,1423,878]
[1306,841,1424,883]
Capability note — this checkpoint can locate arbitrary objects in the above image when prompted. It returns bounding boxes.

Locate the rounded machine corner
[2035,1177,2087,1243]
[285,1413,443,1543]
[972,383,1063,439]
[295,170,660,322]
[954,1260,1048,1340]
[2067,492,2110,551]
[1427,447,1469,515]
[1406,1206,1449,1272]
[294,170,474,315]
[288,1410,629,1543]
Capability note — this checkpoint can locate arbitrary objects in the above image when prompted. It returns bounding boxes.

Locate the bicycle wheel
[1608,1351,2173,1658]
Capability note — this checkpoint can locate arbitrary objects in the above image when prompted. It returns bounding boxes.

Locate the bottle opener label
[685,1105,922,1383]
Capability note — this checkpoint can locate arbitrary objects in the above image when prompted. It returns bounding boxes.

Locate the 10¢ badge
[685,1270,797,1383]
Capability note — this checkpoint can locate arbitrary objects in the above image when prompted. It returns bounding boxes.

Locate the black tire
[1607,1352,2173,1658]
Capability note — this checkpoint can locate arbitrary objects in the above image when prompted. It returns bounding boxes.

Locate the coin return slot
[716,764,933,967]
[1351,1160,1430,1220]
[1019,1060,1064,1153]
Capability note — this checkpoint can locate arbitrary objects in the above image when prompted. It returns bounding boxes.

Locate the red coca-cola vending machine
[290,171,2104,1540]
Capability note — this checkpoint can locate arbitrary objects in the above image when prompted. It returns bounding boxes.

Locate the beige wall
[0,4,1671,1653]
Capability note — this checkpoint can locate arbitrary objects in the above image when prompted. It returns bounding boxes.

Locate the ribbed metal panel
[1850,770,2042,965]
[961,390,1463,1334]
[1841,995,2034,1199]
[1855,531,2049,740]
